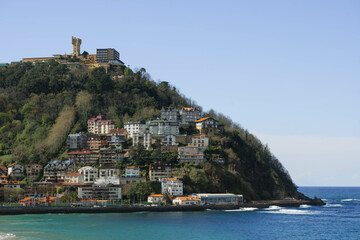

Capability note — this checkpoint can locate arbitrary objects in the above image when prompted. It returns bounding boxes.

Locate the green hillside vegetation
[0,61,304,200]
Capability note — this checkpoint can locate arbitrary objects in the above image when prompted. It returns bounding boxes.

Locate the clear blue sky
[1,0,359,186]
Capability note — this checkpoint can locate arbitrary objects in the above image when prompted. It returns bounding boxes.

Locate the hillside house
[125,166,140,177]
[87,115,115,134]
[107,128,128,147]
[95,165,120,185]
[124,120,146,138]
[78,166,98,183]
[149,162,171,181]
[195,116,219,134]
[191,134,209,149]
[99,146,125,165]
[68,149,99,165]
[64,172,85,185]
[161,107,179,121]
[148,119,179,136]
[67,133,88,151]
[161,178,183,196]
[87,135,109,150]
[179,107,202,125]
[147,194,166,204]
[26,164,43,179]
[178,145,205,164]
[7,163,24,179]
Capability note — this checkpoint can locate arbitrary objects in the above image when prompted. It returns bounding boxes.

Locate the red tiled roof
[148,194,165,198]
[192,134,207,138]
[174,196,200,201]
[126,166,137,169]
[8,163,18,167]
[20,197,36,202]
[165,178,180,181]
[0,174,7,178]
[195,117,217,123]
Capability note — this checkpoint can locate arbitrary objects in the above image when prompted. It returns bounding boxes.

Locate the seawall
[0,199,324,216]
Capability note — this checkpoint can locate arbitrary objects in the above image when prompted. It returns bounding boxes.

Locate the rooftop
[195,116,217,123]
[148,194,165,197]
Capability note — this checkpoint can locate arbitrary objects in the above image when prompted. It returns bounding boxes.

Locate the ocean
[0,187,359,240]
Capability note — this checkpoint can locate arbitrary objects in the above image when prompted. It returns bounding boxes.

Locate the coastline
[0,199,324,216]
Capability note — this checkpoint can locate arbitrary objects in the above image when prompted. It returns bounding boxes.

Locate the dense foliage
[0,61,302,200]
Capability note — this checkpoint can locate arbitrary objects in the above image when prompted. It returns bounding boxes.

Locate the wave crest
[0,233,17,240]
[225,207,258,212]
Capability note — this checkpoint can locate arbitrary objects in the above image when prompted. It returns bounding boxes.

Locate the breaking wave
[341,199,360,202]
[261,208,318,215]
[225,207,258,212]
[0,233,17,240]
[299,204,311,208]
[324,203,343,208]
[264,205,282,210]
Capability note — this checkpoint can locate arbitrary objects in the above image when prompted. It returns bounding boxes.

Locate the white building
[147,194,166,204]
[78,185,122,200]
[148,120,179,136]
[173,196,201,206]
[162,135,177,146]
[87,115,115,134]
[95,166,120,185]
[191,134,209,149]
[78,166,98,183]
[64,172,85,184]
[161,178,183,196]
[191,193,243,205]
[7,163,24,179]
[124,121,146,138]
[125,166,140,177]
[132,131,152,150]
[179,107,202,125]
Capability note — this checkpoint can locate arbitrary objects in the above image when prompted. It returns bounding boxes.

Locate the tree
[86,67,113,94]
[60,191,79,203]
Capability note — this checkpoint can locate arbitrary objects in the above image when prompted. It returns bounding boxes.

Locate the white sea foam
[341,199,360,202]
[0,233,17,240]
[225,207,258,212]
[299,204,311,208]
[261,208,318,215]
[264,205,282,210]
[324,203,343,208]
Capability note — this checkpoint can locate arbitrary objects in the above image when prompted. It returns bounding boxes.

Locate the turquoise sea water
[0,187,359,240]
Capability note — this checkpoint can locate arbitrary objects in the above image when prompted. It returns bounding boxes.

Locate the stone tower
[72,36,82,57]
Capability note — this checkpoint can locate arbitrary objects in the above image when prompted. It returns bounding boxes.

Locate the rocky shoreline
[0,199,324,215]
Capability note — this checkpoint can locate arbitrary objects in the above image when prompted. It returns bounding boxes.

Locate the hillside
[0,61,306,200]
